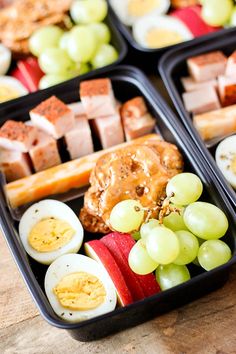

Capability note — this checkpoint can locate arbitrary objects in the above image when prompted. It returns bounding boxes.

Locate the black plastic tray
[0,65,236,342]
[0,9,127,110]
[159,28,236,209]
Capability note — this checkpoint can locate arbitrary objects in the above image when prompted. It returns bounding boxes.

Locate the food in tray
[0,76,28,102]
[45,254,117,322]
[0,0,119,100]
[19,199,84,264]
[215,135,236,189]
[182,85,220,115]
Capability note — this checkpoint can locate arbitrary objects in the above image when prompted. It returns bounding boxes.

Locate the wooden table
[1,233,236,354]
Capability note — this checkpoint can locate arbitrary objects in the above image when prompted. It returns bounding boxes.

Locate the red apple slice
[84,240,133,306]
[110,233,160,297]
[101,234,145,301]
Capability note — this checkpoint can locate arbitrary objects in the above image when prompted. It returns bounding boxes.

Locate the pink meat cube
[181,76,217,92]
[68,102,86,117]
[80,78,116,118]
[0,149,31,182]
[0,120,37,152]
[92,110,125,149]
[218,75,236,107]
[30,96,75,139]
[182,86,220,114]
[187,51,227,82]
[29,130,61,172]
[64,116,94,160]
[225,51,236,77]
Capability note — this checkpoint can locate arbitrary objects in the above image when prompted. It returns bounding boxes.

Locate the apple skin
[110,233,160,297]
[101,234,145,301]
[84,240,133,306]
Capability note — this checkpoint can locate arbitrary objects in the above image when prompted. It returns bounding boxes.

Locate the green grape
[163,204,188,231]
[184,202,228,240]
[39,48,74,75]
[91,44,118,69]
[70,0,108,24]
[109,200,144,233]
[192,237,205,266]
[202,0,233,27]
[166,173,203,206]
[198,240,231,271]
[128,239,159,275]
[39,74,72,89]
[131,231,141,241]
[173,230,199,265]
[67,26,96,62]
[140,219,160,240]
[146,227,180,265]
[156,264,190,291]
[89,23,111,45]
[230,6,236,26]
[29,25,64,57]
[59,32,70,51]
[80,62,90,75]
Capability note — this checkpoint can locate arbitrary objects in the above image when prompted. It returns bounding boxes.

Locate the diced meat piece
[0,149,31,182]
[182,86,220,115]
[225,51,236,77]
[218,75,236,106]
[181,76,217,92]
[30,96,75,139]
[80,78,116,118]
[92,110,125,149]
[68,102,86,117]
[193,104,236,141]
[120,97,147,119]
[187,51,227,82]
[0,120,37,152]
[29,130,61,172]
[65,116,94,160]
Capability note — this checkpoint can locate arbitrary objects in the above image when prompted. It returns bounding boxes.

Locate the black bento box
[0,65,236,341]
[159,28,236,209]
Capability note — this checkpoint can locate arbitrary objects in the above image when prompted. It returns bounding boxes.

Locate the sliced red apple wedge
[101,233,145,301]
[110,233,160,297]
[84,240,133,306]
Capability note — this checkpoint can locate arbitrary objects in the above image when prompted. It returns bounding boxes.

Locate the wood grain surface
[1,233,236,354]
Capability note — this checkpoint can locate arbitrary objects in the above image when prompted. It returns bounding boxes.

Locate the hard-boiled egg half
[215,135,236,189]
[45,254,117,322]
[133,15,193,48]
[109,0,170,26]
[19,200,84,265]
[0,76,28,103]
[0,44,11,75]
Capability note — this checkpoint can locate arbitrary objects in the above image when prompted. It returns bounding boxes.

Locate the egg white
[45,254,117,322]
[0,44,11,75]
[19,200,84,265]
[0,76,28,95]
[215,135,236,189]
[109,0,170,26]
[133,15,193,48]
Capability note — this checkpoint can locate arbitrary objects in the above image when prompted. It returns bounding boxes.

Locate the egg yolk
[230,155,236,174]
[128,0,158,17]
[0,85,20,103]
[53,272,106,310]
[28,218,75,252]
[145,28,183,48]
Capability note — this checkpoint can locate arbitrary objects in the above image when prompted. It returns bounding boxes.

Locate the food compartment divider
[0,66,235,341]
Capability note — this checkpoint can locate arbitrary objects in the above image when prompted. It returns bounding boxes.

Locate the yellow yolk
[0,85,20,102]
[128,0,158,17]
[145,28,183,48]
[53,272,106,310]
[230,155,236,174]
[28,218,75,252]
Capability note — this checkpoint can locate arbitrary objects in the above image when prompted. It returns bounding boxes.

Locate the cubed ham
[80,78,116,118]
[120,97,147,119]
[122,113,155,141]
[64,116,94,160]
[30,96,75,139]
[68,102,86,117]
[187,51,227,82]
[225,51,236,77]
[92,110,125,149]
[0,120,37,152]
[181,76,217,92]
[0,149,31,182]
[182,86,220,114]
[29,129,61,172]
[193,105,236,141]
[218,75,236,106]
